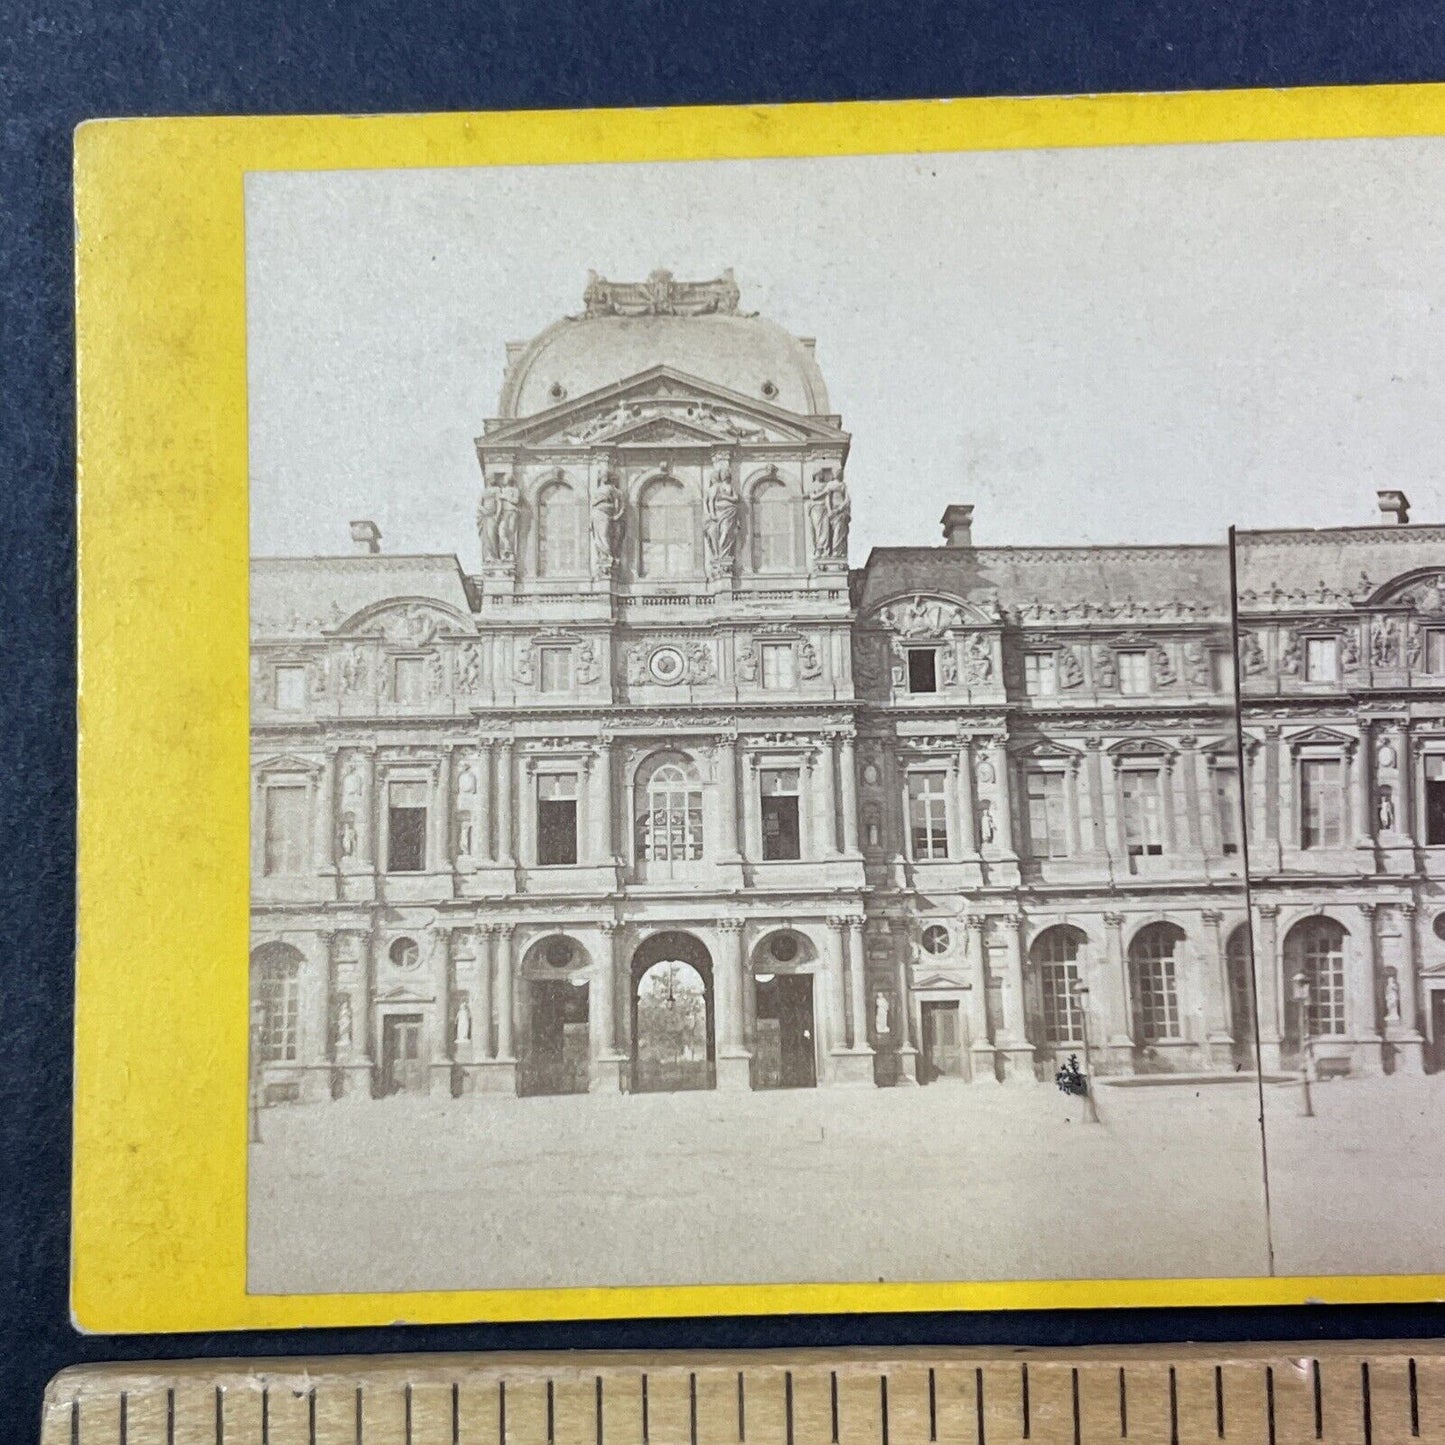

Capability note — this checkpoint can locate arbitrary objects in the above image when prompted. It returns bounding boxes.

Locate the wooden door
[381,1014,425,1094]
[921,1001,965,1082]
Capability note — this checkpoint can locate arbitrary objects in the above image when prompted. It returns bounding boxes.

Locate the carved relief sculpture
[684,640,717,683]
[1152,643,1178,687]
[580,267,743,318]
[340,645,369,694]
[589,463,625,574]
[1183,640,1210,687]
[1060,646,1085,689]
[805,467,851,562]
[625,646,648,686]
[1278,632,1301,676]
[737,639,758,682]
[799,637,822,680]
[1341,625,1361,669]
[456,642,481,693]
[576,640,600,684]
[1092,645,1118,688]
[702,460,741,576]
[1372,615,1402,668]
[962,632,993,684]
[938,644,959,688]
[1239,630,1267,676]
[513,639,535,686]
[477,471,521,565]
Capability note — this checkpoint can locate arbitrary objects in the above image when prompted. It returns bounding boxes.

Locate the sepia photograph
[243,140,1445,1295]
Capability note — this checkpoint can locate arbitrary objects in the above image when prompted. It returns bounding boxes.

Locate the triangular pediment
[1286,725,1356,750]
[479,365,850,451]
[1013,738,1081,761]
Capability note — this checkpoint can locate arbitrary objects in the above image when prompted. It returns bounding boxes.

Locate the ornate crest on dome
[576,268,750,319]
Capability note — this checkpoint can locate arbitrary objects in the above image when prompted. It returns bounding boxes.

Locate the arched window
[1226,925,1256,1044]
[1129,923,1183,1044]
[253,944,302,1063]
[536,480,582,576]
[1032,926,1085,1046]
[1287,917,1348,1037]
[636,757,704,866]
[639,478,694,578]
[751,479,795,571]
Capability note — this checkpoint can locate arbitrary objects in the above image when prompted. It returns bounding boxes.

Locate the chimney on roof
[940,504,975,548]
[1377,490,1411,525]
[349,519,382,555]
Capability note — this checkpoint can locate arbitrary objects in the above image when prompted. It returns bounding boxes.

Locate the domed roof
[497,270,830,419]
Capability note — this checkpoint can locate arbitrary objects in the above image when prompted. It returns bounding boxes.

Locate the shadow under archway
[630,931,716,1092]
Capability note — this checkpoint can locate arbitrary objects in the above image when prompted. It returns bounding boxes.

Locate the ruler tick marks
[690,1374,698,1445]
[168,1388,176,1445]
[355,1384,364,1445]
[500,1380,507,1445]
[1021,1364,1030,1440]
[405,1382,413,1445]
[1362,1362,1373,1445]
[928,1368,937,1442]
[120,1391,129,1445]
[1070,1369,1081,1445]
[215,1386,225,1445]
[595,1375,604,1445]
[830,1372,839,1444]
[1265,1366,1276,1445]
[547,1380,555,1445]
[1312,1358,1323,1439]
[453,1383,461,1445]
[785,1373,794,1445]
[262,1385,270,1445]
[975,1369,985,1445]
[737,1372,745,1443]
[880,1376,890,1445]
[309,1388,318,1445]
[1214,1365,1224,1438]
[1117,1368,1127,1438]
[1168,1367,1178,1445]
[641,1374,650,1445]
[1410,1357,1421,1437]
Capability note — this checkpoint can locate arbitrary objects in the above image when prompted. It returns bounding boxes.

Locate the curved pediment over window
[1107,737,1177,761]
[1364,568,1445,614]
[867,592,994,637]
[332,597,476,644]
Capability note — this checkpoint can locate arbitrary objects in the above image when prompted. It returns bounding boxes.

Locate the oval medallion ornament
[648,646,686,685]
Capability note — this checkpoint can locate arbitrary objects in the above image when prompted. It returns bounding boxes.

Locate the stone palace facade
[249,270,1445,1103]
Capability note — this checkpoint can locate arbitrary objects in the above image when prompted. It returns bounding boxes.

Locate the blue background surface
[4,0,1445,1431]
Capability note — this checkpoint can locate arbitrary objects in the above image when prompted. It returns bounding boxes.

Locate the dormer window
[906,648,938,694]
[1304,637,1339,683]
[273,664,306,712]
[638,477,694,578]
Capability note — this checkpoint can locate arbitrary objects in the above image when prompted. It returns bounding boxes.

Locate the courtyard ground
[249,1074,1288,1294]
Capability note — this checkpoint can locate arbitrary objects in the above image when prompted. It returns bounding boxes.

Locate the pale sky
[246,137,1445,560]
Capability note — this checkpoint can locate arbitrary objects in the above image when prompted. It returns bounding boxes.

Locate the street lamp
[248,999,265,1145]
[1290,969,1315,1119]
[1071,979,1101,1123]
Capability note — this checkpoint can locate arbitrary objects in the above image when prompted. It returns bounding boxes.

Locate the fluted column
[495,925,515,1061]
[986,737,1016,856]
[496,738,516,865]
[432,747,453,876]
[1201,909,1232,1061]
[890,918,918,1083]
[477,739,495,861]
[743,751,763,861]
[590,921,623,1092]
[1355,720,1375,847]
[1354,902,1383,1074]
[993,913,1034,1082]
[817,733,840,856]
[591,736,614,863]
[1254,904,1282,1069]
[1103,911,1133,1062]
[1179,737,1202,853]
[1064,758,1083,857]
[357,748,377,869]
[964,916,994,1078]
[476,926,495,1060]
[313,748,337,872]
[846,914,871,1054]
[714,916,750,1088]
[956,737,979,858]
[838,732,861,856]
[715,733,741,860]
[1389,902,1425,1074]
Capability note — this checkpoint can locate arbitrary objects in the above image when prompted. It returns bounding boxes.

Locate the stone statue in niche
[625,646,648,686]
[1341,627,1361,669]
[978,799,996,844]
[338,814,358,859]
[737,640,758,682]
[1372,615,1402,668]
[1238,631,1267,677]
[1385,970,1402,1024]
[455,764,478,857]
[1407,625,1424,670]
[962,632,993,684]
[340,645,369,694]
[1377,786,1395,832]
[1093,645,1118,688]
[805,467,851,560]
[454,997,473,1047]
[590,464,625,573]
[334,996,353,1052]
[1278,633,1301,676]
[512,640,535,686]
[889,638,907,689]
[1060,646,1085,689]
[1152,644,1178,687]
[702,461,741,574]
[477,471,521,563]
[874,992,891,1036]
[799,638,822,680]
[938,645,959,688]
[1183,640,1210,687]
[576,640,600,684]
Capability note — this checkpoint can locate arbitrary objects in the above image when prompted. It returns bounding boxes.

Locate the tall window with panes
[1129,924,1182,1043]
[1299,755,1344,848]
[386,779,428,872]
[1213,763,1241,855]
[1427,629,1445,675]
[273,663,307,712]
[262,781,308,876]
[1025,768,1069,858]
[1117,650,1151,696]
[1304,636,1339,683]
[256,952,301,1063]
[538,645,573,694]
[1120,767,1165,857]
[536,772,578,865]
[907,771,950,860]
[759,767,802,860]
[1425,753,1445,845]
[760,641,796,691]
[1023,652,1057,697]
[1034,929,1084,1046]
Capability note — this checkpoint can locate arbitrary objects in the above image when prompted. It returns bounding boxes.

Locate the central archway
[630,931,716,1092]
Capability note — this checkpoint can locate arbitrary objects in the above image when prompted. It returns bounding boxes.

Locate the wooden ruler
[40,1346,1445,1445]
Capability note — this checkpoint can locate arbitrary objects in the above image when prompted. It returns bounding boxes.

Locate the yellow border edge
[75,83,1445,1334]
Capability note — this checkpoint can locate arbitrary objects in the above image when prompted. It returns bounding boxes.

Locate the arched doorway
[1128,922,1185,1072]
[1029,925,1088,1072]
[631,931,715,1091]
[521,935,591,1097]
[1282,915,1349,1066]
[751,930,817,1090]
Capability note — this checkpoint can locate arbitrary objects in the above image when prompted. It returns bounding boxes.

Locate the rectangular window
[1299,757,1344,849]
[1426,630,1445,674]
[1210,649,1235,694]
[262,784,308,875]
[1117,651,1151,696]
[760,642,797,691]
[1023,652,1057,697]
[1214,766,1241,855]
[393,656,424,704]
[273,664,307,712]
[536,772,578,865]
[1025,769,1069,858]
[1305,637,1339,683]
[759,768,802,861]
[1120,768,1164,857]
[386,779,428,872]
[539,646,574,694]
[907,771,950,860]
[1425,754,1445,846]
[906,648,938,694]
